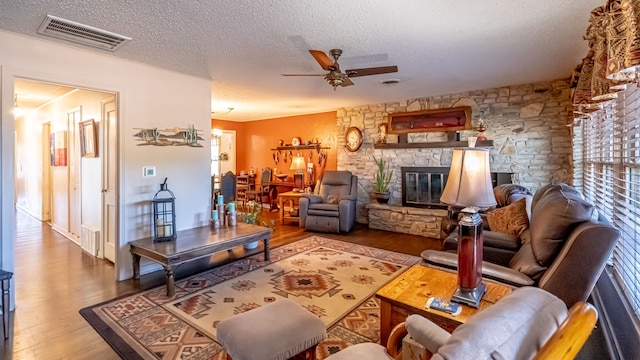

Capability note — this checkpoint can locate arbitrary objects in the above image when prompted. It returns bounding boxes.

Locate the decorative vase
[375,192,390,204]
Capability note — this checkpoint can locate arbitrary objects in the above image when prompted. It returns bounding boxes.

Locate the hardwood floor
[2,208,441,359]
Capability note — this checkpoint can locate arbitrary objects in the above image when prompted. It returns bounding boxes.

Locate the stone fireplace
[337,79,575,238]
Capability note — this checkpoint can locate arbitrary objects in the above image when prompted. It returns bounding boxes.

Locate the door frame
[1,66,123,297]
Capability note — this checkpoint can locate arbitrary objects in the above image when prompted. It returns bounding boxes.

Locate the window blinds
[583,84,640,319]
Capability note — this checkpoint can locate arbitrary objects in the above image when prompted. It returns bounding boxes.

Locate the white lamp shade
[289,154,306,171]
[441,148,497,208]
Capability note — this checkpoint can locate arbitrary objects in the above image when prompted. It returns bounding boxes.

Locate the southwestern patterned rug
[81,235,420,359]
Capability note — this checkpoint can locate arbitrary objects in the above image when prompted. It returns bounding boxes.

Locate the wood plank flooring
[2,208,440,359]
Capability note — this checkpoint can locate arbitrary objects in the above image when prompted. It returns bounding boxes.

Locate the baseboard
[15,204,43,221]
[50,224,80,245]
[591,266,640,360]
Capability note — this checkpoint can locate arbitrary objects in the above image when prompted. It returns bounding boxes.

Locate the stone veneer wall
[336,78,574,228]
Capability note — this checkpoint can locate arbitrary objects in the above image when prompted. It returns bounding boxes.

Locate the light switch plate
[142,166,156,177]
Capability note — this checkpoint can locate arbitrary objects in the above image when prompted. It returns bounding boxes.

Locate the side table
[278,191,303,225]
[376,264,512,345]
[0,269,13,340]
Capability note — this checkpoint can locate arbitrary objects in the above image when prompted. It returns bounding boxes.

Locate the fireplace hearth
[401,167,513,209]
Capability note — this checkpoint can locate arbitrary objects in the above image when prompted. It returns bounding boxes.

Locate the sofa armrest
[299,194,322,229]
[537,220,619,308]
[421,250,534,287]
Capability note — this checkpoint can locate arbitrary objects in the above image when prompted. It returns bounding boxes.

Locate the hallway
[2,210,135,359]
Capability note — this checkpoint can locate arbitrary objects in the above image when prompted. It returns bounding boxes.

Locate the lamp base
[451,282,486,308]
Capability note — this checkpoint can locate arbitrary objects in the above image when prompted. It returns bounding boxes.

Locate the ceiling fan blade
[281,74,326,76]
[340,77,354,87]
[309,50,334,70]
[346,65,398,78]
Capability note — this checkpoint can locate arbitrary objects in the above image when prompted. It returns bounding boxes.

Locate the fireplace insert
[401,167,513,209]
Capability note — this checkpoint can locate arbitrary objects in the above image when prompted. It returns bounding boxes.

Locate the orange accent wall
[212,111,337,185]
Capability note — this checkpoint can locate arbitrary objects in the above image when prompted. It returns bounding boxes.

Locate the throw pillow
[486,198,529,236]
[326,195,340,204]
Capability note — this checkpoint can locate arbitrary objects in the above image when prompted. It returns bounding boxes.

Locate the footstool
[217,298,326,360]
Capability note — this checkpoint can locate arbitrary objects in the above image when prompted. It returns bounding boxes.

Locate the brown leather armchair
[423,183,620,308]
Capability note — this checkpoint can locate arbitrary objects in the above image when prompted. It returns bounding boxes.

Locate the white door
[219,130,236,174]
[41,122,52,221]
[102,97,118,263]
[68,107,81,239]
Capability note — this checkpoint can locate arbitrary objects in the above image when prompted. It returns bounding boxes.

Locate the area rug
[81,235,420,359]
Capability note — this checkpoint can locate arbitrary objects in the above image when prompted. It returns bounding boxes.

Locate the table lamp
[440,148,496,308]
[290,153,306,190]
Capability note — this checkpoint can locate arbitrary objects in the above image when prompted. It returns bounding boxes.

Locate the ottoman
[217,298,326,360]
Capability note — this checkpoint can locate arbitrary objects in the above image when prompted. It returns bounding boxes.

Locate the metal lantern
[152,178,176,242]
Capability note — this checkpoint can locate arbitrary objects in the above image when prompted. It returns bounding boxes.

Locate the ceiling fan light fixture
[325,74,343,90]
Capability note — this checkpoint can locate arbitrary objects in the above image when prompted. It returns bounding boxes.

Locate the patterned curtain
[572,1,640,114]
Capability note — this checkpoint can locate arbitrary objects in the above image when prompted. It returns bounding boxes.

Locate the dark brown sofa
[423,183,620,307]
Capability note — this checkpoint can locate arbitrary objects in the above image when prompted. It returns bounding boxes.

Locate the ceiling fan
[282,49,398,90]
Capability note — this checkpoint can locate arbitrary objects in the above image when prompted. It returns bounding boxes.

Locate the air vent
[37,15,131,51]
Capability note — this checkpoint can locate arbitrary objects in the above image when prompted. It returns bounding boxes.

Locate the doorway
[13,78,119,264]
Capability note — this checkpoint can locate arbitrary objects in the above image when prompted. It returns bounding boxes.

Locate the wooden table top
[376,264,513,325]
[278,191,305,198]
[129,223,272,265]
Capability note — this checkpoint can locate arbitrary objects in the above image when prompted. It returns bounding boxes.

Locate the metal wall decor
[134,125,203,147]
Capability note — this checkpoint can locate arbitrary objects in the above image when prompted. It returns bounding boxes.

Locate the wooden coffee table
[376,264,512,345]
[130,222,272,296]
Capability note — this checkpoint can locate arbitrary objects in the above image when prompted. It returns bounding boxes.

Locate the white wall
[0,30,212,284]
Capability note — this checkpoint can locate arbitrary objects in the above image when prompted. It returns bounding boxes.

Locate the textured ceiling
[1,1,600,121]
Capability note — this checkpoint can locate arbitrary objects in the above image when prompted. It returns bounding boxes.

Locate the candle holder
[152,178,176,242]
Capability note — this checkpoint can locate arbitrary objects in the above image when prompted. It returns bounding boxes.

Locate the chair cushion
[308,203,340,217]
[217,298,326,360]
[318,171,353,202]
[482,230,522,251]
[324,342,393,360]
[509,240,548,281]
[432,287,567,360]
[486,198,529,236]
[529,184,594,267]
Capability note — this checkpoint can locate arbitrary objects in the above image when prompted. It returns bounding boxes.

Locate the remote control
[425,297,462,316]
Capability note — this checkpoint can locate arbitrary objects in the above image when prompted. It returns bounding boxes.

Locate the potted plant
[242,201,262,249]
[373,156,393,203]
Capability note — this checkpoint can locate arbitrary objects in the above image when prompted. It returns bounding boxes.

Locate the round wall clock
[345,126,363,152]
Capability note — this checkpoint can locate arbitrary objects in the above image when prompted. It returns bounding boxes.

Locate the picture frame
[79,119,98,158]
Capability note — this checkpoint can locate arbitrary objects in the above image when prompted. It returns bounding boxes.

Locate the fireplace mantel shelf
[374,140,493,149]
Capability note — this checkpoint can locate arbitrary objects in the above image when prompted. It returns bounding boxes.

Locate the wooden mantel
[374,140,493,149]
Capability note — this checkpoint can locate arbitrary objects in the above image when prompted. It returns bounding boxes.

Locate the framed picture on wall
[79,119,98,158]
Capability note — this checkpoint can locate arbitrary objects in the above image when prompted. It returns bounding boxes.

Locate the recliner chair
[423,183,620,308]
[299,171,358,233]
[325,286,597,360]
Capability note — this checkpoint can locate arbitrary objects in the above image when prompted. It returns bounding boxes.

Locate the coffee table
[376,264,512,345]
[130,222,272,296]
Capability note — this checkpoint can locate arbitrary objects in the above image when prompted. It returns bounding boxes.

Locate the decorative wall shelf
[373,140,493,149]
[270,144,330,152]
